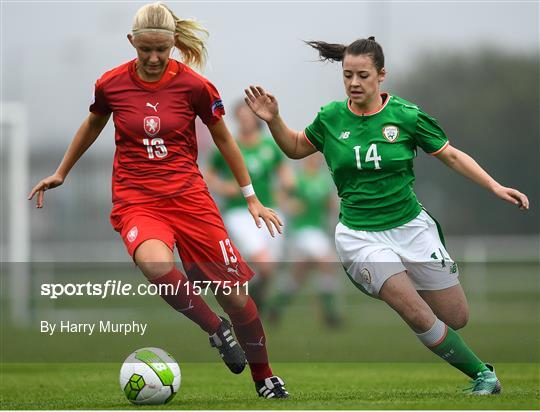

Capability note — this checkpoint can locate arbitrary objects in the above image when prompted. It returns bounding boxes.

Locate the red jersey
[90,59,225,206]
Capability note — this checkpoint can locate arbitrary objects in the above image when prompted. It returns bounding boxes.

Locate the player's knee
[137,261,174,280]
[216,292,249,312]
[448,309,469,330]
[134,240,174,280]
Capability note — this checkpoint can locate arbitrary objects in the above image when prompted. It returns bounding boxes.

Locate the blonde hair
[132,2,208,70]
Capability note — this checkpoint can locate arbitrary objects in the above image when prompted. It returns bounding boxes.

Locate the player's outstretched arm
[208,119,283,236]
[244,85,316,159]
[28,112,110,208]
[435,144,530,210]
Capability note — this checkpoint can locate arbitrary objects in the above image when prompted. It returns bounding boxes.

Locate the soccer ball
[119,347,181,405]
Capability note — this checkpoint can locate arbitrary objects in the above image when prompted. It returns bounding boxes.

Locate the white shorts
[224,208,284,261]
[291,227,333,261]
[335,210,459,297]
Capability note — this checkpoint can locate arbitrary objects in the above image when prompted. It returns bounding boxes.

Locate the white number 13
[143,138,168,159]
[219,238,238,266]
[354,144,381,170]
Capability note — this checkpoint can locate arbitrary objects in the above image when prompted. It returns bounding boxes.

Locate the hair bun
[368,36,376,41]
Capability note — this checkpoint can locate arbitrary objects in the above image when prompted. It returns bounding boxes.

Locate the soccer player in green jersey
[268,154,342,327]
[206,101,295,309]
[244,37,530,395]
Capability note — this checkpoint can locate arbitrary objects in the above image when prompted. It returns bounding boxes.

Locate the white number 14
[354,144,381,170]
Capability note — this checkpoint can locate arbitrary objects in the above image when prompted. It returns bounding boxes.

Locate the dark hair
[305,36,385,71]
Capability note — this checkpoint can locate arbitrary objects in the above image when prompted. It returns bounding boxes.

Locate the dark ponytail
[304,40,347,63]
[306,36,385,71]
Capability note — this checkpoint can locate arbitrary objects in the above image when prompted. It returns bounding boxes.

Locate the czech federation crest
[127,226,138,243]
[144,116,160,137]
[382,125,399,142]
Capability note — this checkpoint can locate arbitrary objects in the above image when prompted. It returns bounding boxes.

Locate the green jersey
[291,170,334,231]
[304,94,448,231]
[210,136,284,210]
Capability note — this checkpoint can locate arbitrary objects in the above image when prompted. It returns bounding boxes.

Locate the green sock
[417,319,488,378]
[319,292,338,319]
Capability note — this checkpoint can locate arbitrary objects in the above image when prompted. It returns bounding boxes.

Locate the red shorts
[110,190,254,283]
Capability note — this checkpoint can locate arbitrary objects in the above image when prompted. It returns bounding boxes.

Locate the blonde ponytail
[160,3,209,70]
[132,2,209,70]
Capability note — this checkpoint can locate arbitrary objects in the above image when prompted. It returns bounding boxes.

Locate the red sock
[226,297,273,381]
[150,267,221,334]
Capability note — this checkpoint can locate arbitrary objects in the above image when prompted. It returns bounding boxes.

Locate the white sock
[415,318,448,347]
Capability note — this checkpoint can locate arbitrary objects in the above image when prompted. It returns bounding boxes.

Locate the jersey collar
[129,59,181,91]
[347,92,391,117]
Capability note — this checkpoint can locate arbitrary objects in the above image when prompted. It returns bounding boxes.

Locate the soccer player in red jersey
[28,1,288,399]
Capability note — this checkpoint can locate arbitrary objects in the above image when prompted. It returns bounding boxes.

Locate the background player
[206,101,295,311]
[28,1,288,399]
[267,154,342,327]
[244,37,529,395]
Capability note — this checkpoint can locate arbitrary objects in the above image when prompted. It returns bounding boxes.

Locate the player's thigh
[134,239,175,280]
[110,209,176,279]
[379,271,437,333]
[418,284,469,330]
[335,222,406,297]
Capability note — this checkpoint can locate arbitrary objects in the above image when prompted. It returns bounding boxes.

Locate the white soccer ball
[119,347,181,405]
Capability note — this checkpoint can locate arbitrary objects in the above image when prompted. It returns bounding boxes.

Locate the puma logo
[227,266,240,277]
[177,299,194,312]
[146,102,159,112]
[246,336,264,347]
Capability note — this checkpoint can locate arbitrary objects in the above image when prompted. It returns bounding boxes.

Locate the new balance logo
[430,249,446,268]
[246,336,265,347]
[146,102,159,112]
[339,131,350,139]
[177,299,194,312]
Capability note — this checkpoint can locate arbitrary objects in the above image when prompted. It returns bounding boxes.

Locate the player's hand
[493,185,529,210]
[28,173,65,208]
[244,85,279,123]
[246,195,283,237]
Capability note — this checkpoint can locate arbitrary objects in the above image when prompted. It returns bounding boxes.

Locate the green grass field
[1,362,539,409]
[1,262,539,409]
